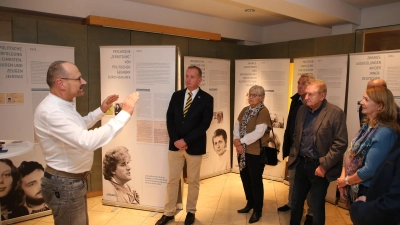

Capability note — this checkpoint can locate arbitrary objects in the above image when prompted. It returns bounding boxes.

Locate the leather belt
[44,165,90,179]
[299,155,319,162]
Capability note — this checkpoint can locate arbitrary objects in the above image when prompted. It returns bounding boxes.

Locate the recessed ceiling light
[245,9,255,12]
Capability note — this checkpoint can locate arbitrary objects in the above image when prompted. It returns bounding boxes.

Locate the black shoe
[155,215,174,225]
[249,211,262,224]
[237,206,253,213]
[184,212,195,225]
[304,214,313,225]
[277,204,291,212]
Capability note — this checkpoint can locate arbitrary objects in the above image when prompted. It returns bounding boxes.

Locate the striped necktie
[184,91,192,117]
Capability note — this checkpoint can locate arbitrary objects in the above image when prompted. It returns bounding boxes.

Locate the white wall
[261,2,400,44]
[0,0,263,43]
[262,22,332,44]
[332,24,357,35]
[358,2,400,29]
[1,0,399,45]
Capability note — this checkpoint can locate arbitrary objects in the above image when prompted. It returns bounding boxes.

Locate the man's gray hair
[300,73,315,81]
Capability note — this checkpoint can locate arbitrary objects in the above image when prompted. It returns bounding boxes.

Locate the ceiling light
[245,9,255,12]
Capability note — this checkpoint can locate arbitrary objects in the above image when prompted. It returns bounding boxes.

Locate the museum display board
[293,55,348,110]
[293,55,348,203]
[184,56,231,178]
[100,46,177,211]
[347,50,400,140]
[0,41,74,223]
[233,59,290,180]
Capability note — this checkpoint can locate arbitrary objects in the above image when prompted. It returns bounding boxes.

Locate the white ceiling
[340,0,400,8]
[126,0,400,27]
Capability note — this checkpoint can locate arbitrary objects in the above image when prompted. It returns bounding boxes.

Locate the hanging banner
[184,57,231,178]
[293,55,348,203]
[100,46,176,210]
[347,50,400,140]
[0,41,74,223]
[0,41,74,141]
[293,55,348,110]
[234,59,290,180]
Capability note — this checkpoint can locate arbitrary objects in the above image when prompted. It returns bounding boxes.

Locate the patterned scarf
[343,122,381,203]
[238,102,264,171]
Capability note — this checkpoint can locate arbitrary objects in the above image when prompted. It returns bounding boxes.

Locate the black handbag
[259,128,279,166]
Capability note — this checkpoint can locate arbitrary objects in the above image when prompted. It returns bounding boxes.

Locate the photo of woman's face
[113,159,132,183]
[0,161,13,198]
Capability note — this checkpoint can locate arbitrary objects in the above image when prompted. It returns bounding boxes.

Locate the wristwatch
[345,176,350,185]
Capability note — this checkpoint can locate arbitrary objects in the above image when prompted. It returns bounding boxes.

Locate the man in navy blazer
[156,65,213,225]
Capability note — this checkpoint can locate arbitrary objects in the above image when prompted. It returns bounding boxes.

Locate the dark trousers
[290,157,330,225]
[239,153,265,214]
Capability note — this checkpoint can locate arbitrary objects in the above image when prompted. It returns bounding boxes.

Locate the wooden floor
[15,173,353,225]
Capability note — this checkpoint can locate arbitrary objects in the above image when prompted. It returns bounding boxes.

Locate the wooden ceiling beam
[84,15,221,41]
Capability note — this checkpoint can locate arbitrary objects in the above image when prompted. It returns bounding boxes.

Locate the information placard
[0,41,74,141]
[347,50,400,140]
[234,59,290,180]
[184,56,231,178]
[100,46,176,210]
[0,41,74,223]
[293,55,348,110]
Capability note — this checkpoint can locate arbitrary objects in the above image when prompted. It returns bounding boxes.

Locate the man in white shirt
[34,61,139,225]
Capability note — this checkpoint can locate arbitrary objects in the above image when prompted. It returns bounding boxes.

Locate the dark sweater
[282,93,303,159]
[350,137,400,225]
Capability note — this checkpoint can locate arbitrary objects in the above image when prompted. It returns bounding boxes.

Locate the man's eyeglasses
[246,93,259,98]
[61,76,82,81]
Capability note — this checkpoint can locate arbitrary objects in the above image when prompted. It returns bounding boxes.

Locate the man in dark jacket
[288,79,348,225]
[350,137,400,225]
[156,65,213,225]
[278,74,315,223]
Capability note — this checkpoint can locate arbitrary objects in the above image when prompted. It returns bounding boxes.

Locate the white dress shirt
[233,106,268,146]
[183,88,199,110]
[34,93,131,173]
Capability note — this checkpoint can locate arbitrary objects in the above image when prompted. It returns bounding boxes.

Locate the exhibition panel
[184,56,231,178]
[100,46,177,211]
[0,41,74,223]
[234,59,290,181]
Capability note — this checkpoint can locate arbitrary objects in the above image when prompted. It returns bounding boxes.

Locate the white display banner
[184,57,231,178]
[234,59,290,180]
[293,55,348,110]
[347,50,400,141]
[0,41,74,222]
[100,46,176,210]
[0,41,74,141]
[293,55,348,202]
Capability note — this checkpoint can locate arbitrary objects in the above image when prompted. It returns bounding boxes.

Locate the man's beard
[26,195,45,206]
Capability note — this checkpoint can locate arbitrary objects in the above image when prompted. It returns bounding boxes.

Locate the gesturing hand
[100,94,119,113]
[121,92,140,115]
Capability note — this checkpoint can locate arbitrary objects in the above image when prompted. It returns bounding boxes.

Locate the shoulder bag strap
[256,109,276,149]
